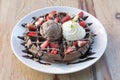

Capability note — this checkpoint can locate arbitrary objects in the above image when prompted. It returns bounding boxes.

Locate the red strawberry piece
[37,18,44,25]
[50,49,58,54]
[46,16,51,21]
[79,21,86,27]
[77,41,88,47]
[50,50,54,54]
[61,15,71,23]
[54,17,60,23]
[73,41,78,46]
[78,11,83,18]
[40,40,49,49]
[27,23,36,30]
[50,42,59,49]
[65,46,74,54]
[48,10,56,18]
[28,32,37,37]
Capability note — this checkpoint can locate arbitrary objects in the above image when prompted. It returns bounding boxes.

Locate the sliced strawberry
[77,41,88,47]
[49,42,59,49]
[48,10,56,18]
[50,50,54,54]
[46,16,51,21]
[61,15,71,23]
[54,17,60,22]
[50,49,58,54]
[78,11,83,18]
[73,41,78,46]
[65,46,73,54]
[79,21,86,27]
[27,23,36,30]
[28,32,37,37]
[40,40,49,49]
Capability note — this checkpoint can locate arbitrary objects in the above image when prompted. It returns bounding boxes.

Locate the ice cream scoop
[62,21,86,41]
[40,20,62,41]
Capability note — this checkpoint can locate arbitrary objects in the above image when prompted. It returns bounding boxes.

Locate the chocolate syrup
[17,36,24,40]
[83,16,89,20]
[23,55,51,65]
[23,55,33,59]
[87,23,93,26]
[37,61,51,65]
[21,23,27,27]
[32,17,37,20]
[67,57,96,65]
[21,42,26,46]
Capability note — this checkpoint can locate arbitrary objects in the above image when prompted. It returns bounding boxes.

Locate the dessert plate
[11,6,107,74]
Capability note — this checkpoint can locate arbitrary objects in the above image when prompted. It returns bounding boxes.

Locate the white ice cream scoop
[62,21,86,41]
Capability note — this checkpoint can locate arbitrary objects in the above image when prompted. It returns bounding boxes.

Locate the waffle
[18,11,95,64]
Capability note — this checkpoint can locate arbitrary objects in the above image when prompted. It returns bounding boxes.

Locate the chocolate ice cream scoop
[40,20,62,41]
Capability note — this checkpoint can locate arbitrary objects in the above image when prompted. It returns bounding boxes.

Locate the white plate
[11,6,107,74]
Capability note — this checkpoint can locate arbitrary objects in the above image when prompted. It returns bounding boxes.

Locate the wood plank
[93,0,120,80]
[55,68,93,80]
[0,0,13,80]
[47,0,79,7]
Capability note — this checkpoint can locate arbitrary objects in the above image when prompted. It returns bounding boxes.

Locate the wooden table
[0,0,120,80]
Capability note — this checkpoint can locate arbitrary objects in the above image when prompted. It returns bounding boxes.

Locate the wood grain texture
[0,0,120,80]
[93,0,120,80]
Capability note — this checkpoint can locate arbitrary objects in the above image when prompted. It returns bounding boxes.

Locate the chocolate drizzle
[18,36,24,40]
[21,23,27,27]
[87,23,93,26]
[23,55,51,65]
[67,57,96,65]
[83,16,89,20]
